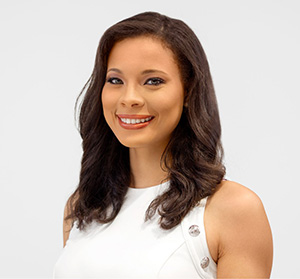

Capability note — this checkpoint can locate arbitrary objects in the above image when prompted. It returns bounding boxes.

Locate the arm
[208,181,273,278]
[63,197,74,247]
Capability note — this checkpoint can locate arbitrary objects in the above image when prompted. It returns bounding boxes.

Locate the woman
[53,12,273,278]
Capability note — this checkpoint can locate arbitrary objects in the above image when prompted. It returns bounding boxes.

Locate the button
[200,257,210,269]
[188,225,200,237]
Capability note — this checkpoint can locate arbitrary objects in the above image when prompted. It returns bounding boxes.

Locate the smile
[116,114,154,130]
[120,117,153,124]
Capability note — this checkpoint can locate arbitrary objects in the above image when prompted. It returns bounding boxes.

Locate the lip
[117,114,153,119]
[116,114,154,130]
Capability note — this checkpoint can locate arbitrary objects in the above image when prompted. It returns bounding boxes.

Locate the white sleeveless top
[53,181,216,278]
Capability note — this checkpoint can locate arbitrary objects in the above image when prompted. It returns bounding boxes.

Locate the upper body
[60,179,272,278]
[56,11,273,278]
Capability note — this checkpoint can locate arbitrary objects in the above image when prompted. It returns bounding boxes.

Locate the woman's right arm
[63,198,74,247]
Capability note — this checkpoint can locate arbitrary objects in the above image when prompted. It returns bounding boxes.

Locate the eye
[106,77,123,85]
[144,78,165,86]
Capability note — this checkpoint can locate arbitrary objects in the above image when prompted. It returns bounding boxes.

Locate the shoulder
[207,180,270,240]
[208,180,264,219]
[205,180,273,277]
[63,194,78,247]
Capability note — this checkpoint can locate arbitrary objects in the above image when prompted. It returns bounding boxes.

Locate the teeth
[120,117,152,124]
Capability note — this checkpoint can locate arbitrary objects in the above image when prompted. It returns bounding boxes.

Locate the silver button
[188,225,200,237]
[200,257,210,269]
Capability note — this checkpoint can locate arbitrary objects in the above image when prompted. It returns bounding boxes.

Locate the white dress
[53,181,217,278]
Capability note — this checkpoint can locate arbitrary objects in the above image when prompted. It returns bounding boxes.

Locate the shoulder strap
[181,197,217,278]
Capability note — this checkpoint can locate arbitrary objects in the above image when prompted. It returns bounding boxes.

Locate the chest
[55,216,201,278]
[54,189,216,278]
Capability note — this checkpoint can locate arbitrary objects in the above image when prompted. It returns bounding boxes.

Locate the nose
[120,85,144,108]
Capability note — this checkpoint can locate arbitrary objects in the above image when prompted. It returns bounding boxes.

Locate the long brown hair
[66,11,225,230]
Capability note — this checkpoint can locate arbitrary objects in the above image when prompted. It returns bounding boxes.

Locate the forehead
[107,36,179,73]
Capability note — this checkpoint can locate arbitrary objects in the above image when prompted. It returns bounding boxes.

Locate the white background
[0,0,299,278]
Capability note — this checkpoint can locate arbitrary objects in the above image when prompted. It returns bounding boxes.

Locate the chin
[117,139,150,149]
[114,133,153,148]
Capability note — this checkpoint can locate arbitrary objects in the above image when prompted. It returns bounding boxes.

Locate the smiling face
[101,36,185,150]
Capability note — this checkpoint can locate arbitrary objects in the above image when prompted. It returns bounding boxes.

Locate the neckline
[127,180,170,191]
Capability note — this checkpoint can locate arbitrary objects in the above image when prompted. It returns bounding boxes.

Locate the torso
[54,181,218,278]
[56,179,270,278]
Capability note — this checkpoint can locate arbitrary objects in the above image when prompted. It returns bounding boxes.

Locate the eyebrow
[107,68,122,74]
[141,69,167,75]
[107,68,168,75]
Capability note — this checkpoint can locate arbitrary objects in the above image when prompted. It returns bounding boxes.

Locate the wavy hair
[66,11,226,230]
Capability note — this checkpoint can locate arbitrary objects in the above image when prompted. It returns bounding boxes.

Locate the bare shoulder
[207,180,271,241]
[206,180,273,277]
[63,194,77,247]
[208,180,264,216]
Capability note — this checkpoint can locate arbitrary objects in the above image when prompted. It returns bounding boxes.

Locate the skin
[205,180,273,277]
[63,36,273,278]
[102,36,184,188]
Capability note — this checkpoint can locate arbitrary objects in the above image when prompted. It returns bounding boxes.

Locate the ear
[183,92,189,108]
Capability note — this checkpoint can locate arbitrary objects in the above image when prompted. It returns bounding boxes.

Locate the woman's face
[102,36,184,150]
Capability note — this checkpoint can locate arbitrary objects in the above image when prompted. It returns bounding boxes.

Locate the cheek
[154,90,184,127]
[101,89,116,129]
[102,88,116,116]
[101,88,111,110]
[160,89,184,113]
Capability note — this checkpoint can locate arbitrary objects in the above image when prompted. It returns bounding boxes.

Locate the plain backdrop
[0,0,299,278]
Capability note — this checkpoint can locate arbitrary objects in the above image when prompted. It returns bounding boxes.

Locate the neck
[129,145,169,188]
